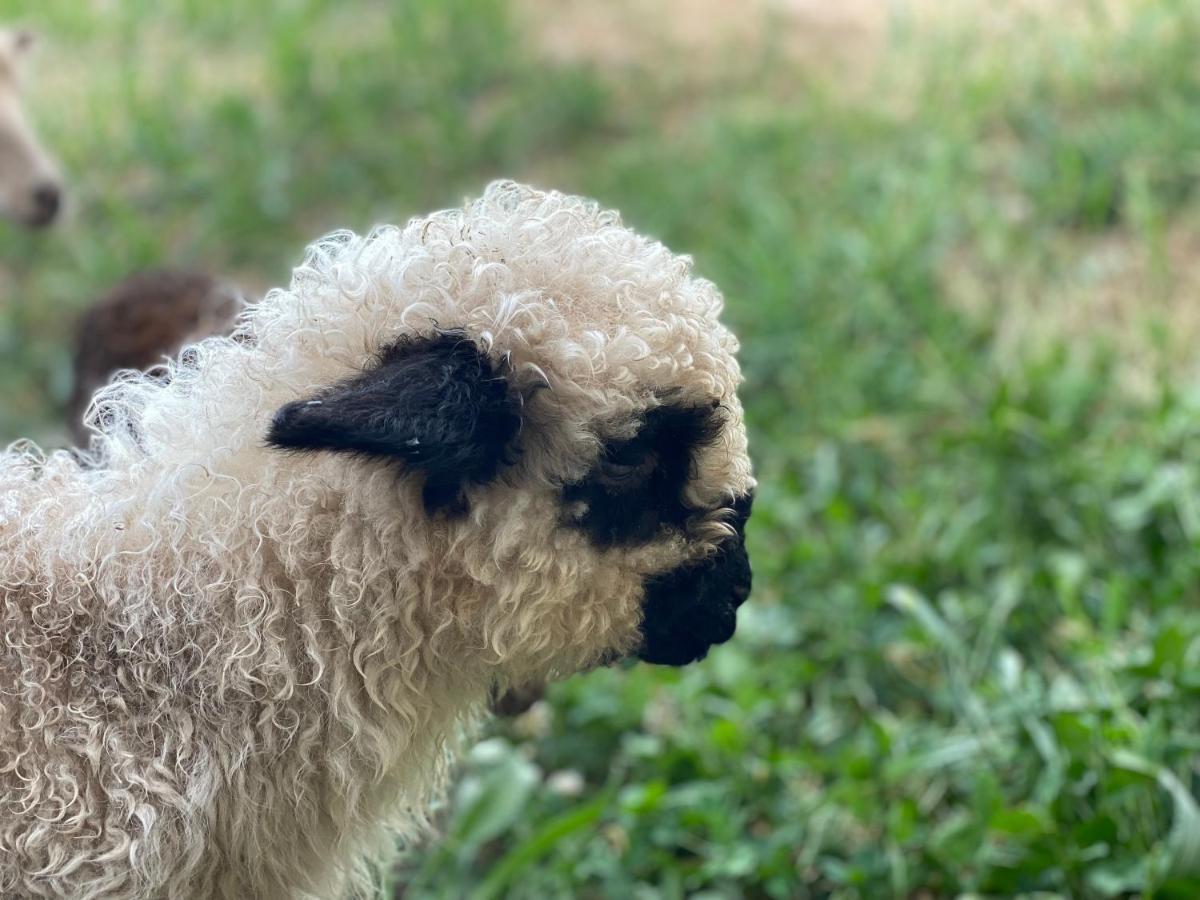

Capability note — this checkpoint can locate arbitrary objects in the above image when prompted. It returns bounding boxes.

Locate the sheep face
[0,30,62,228]
[253,184,754,685]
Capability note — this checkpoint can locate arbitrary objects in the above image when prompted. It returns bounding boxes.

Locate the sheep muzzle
[636,492,754,666]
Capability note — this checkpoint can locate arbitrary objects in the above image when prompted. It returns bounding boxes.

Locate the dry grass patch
[944,218,1200,392]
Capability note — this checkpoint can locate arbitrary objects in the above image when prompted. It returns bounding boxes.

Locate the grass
[4,0,1200,896]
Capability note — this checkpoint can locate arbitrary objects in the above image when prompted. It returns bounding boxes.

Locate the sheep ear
[267,332,521,512]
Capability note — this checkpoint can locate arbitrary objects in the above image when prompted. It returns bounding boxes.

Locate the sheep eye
[594,450,657,488]
[564,401,724,547]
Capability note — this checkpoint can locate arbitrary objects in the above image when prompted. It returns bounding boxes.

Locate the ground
[3,1,1200,897]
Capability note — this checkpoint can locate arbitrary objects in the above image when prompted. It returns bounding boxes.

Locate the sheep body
[0,182,753,898]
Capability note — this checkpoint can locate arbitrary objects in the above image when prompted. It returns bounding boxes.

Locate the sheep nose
[29,182,61,227]
[635,492,755,667]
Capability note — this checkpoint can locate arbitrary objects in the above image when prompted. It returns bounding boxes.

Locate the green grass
[4,1,1200,896]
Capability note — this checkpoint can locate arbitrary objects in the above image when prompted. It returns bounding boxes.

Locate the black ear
[267,331,521,512]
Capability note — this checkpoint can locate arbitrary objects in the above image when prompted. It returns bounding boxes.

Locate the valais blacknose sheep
[0,182,755,899]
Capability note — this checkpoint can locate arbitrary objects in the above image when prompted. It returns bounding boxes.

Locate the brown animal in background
[0,29,62,228]
[67,270,241,445]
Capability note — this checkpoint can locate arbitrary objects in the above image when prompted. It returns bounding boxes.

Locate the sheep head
[254,181,756,684]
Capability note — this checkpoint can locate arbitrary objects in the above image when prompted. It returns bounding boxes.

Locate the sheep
[67,270,242,447]
[0,181,755,899]
[0,28,62,228]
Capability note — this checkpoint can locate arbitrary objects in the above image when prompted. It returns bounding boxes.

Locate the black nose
[29,182,61,227]
[636,493,754,666]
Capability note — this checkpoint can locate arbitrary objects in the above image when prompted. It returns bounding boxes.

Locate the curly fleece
[0,181,754,898]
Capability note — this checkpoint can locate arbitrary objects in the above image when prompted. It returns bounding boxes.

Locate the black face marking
[267,331,521,514]
[564,402,725,547]
[637,491,754,666]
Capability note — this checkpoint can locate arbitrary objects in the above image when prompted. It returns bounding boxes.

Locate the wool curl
[0,181,754,899]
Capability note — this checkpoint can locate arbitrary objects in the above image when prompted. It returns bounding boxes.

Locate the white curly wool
[0,182,753,898]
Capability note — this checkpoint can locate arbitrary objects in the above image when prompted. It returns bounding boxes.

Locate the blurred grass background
[4,0,1200,896]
